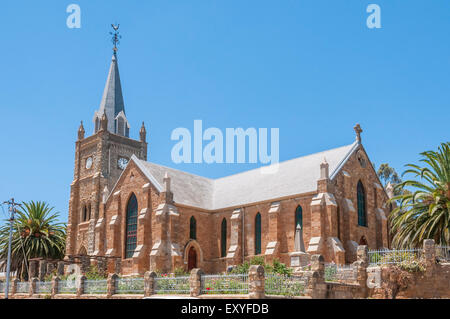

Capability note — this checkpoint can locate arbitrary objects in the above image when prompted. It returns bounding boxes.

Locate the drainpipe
[242,207,245,264]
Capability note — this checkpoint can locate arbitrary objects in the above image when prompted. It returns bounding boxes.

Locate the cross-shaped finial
[354,123,363,143]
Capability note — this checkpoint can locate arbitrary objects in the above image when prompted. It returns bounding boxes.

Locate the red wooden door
[188,247,197,270]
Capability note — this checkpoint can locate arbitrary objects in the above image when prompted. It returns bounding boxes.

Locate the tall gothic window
[190,216,197,240]
[255,213,261,255]
[357,181,367,227]
[221,218,227,258]
[125,193,138,258]
[82,205,88,222]
[295,206,303,230]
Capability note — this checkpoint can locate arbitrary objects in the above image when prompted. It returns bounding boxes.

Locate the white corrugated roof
[133,141,358,210]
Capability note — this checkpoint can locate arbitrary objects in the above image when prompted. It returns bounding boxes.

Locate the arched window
[125,193,138,258]
[221,218,227,258]
[295,206,303,230]
[87,204,91,220]
[82,205,88,222]
[190,216,197,240]
[255,213,261,255]
[357,181,367,227]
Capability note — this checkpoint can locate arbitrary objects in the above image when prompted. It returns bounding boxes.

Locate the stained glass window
[295,205,303,230]
[357,181,367,227]
[255,213,261,255]
[190,216,197,240]
[125,194,138,258]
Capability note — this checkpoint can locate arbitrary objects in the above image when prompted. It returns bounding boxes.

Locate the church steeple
[93,24,130,137]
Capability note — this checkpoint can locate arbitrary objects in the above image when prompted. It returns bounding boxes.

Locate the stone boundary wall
[1,240,448,299]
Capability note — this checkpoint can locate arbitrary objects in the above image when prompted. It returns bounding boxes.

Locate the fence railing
[324,263,356,282]
[115,277,145,294]
[35,281,52,294]
[58,280,77,294]
[83,279,108,294]
[436,246,450,261]
[16,282,30,294]
[368,248,422,266]
[154,276,190,294]
[265,274,308,296]
[201,274,248,294]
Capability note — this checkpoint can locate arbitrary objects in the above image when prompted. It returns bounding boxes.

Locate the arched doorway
[188,246,197,270]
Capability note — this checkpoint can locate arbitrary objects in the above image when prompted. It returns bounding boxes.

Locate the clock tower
[66,31,147,257]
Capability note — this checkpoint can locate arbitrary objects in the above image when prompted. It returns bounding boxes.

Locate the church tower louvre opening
[65,25,148,258]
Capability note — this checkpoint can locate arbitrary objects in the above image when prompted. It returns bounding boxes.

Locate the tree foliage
[389,143,450,248]
[0,201,66,280]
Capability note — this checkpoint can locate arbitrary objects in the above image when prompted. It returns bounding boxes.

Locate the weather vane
[110,24,121,54]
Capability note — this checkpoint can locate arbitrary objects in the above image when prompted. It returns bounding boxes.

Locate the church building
[65,47,391,275]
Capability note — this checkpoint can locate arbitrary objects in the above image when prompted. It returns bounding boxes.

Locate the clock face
[85,157,93,169]
[118,157,129,170]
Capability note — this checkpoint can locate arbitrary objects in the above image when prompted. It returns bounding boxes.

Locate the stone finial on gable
[386,182,394,199]
[354,123,363,143]
[320,158,329,180]
[100,111,108,131]
[163,172,171,193]
[162,172,174,204]
[78,121,85,140]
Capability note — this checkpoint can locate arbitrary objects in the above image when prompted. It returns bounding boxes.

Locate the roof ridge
[138,142,355,184]
[212,142,355,182]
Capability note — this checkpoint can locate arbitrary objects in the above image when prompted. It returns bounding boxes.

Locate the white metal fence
[436,246,450,261]
[35,281,52,294]
[324,263,356,282]
[154,276,190,294]
[83,279,107,294]
[201,274,248,294]
[265,274,308,296]
[16,282,29,293]
[115,277,145,294]
[368,248,422,266]
[57,280,77,294]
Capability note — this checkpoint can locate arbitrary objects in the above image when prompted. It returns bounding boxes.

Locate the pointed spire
[78,121,85,140]
[140,122,147,142]
[95,53,126,134]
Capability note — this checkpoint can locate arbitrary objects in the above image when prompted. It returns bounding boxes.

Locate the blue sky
[0,1,449,223]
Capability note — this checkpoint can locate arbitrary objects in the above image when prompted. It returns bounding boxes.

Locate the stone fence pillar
[352,245,368,298]
[80,256,91,274]
[423,239,436,276]
[248,265,265,299]
[144,271,157,297]
[57,261,65,276]
[107,273,118,297]
[39,260,47,281]
[305,255,326,298]
[56,261,65,276]
[47,262,56,276]
[28,260,39,279]
[29,277,38,296]
[76,275,86,297]
[11,278,19,295]
[51,276,60,297]
[189,268,203,297]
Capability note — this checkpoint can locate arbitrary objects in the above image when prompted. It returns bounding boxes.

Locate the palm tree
[389,142,450,248]
[0,201,66,280]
